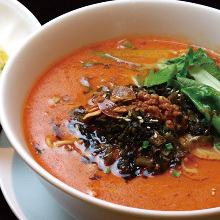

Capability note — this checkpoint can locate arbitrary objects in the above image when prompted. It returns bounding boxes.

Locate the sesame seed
[139,119,144,123]
[212,188,216,196]
[150,119,158,122]
[124,118,131,122]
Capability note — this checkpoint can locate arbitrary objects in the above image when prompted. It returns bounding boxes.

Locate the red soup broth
[23,37,220,211]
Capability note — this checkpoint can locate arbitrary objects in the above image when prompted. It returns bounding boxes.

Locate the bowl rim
[1,0,220,218]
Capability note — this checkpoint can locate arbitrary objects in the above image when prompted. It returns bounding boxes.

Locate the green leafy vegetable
[192,48,215,65]
[145,47,217,88]
[173,77,220,133]
[189,64,220,92]
[144,64,177,87]
[160,46,219,78]
[181,85,220,133]
[160,47,193,74]
[176,76,204,88]
[202,63,220,81]
[142,47,220,133]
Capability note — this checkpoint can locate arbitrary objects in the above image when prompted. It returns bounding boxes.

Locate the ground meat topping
[136,91,182,130]
[84,85,184,131]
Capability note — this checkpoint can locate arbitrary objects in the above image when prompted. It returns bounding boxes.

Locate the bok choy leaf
[189,64,220,92]
[181,85,220,133]
[144,64,177,87]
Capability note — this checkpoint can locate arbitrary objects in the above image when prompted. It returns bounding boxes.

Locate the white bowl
[0,0,41,56]
[1,0,220,219]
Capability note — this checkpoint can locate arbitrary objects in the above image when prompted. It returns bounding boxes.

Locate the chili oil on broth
[23,37,220,211]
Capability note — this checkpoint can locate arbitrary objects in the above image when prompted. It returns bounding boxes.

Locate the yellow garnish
[0,49,9,73]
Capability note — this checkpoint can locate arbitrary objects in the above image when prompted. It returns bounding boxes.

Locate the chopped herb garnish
[34,144,43,154]
[165,143,173,151]
[123,40,134,49]
[82,61,95,67]
[104,167,111,174]
[51,96,61,104]
[36,149,43,154]
[171,169,181,177]
[142,140,149,149]
[163,125,169,132]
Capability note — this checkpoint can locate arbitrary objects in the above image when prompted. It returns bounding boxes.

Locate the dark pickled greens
[68,85,210,180]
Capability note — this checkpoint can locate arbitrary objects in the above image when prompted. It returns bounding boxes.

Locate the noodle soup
[23,37,220,211]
